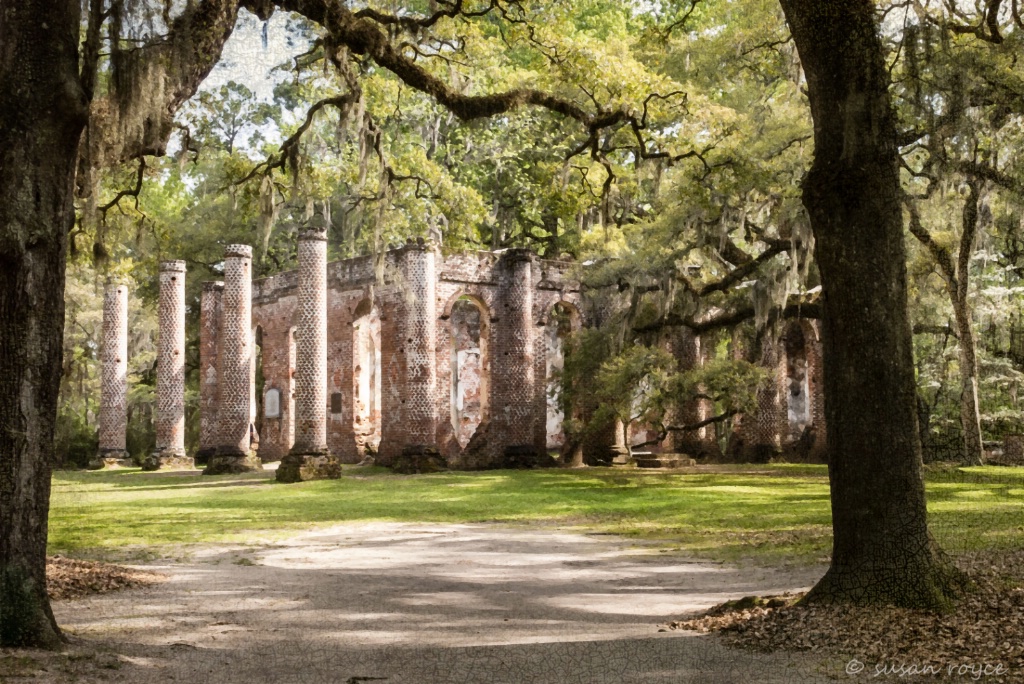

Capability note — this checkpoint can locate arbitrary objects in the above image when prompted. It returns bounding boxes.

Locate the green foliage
[557,322,767,450]
[675,357,769,417]
[61,0,1024,469]
[595,345,676,427]
[54,412,99,470]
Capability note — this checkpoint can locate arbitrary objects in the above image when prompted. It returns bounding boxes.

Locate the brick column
[492,249,536,464]
[196,281,223,465]
[735,334,786,462]
[91,280,130,469]
[278,228,341,482]
[377,240,438,466]
[144,261,193,470]
[206,244,261,474]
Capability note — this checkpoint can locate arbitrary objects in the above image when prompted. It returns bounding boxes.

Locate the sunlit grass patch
[49,463,1023,567]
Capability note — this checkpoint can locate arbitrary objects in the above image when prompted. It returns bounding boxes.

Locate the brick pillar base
[277,450,341,482]
[87,454,134,469]
[143,453,195,471]
[206,450,262,474]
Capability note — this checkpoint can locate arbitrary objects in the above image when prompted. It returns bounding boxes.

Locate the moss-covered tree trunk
[0,0,88,648]
[778,0,965,608]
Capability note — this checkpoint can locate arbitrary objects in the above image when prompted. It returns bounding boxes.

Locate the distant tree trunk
[953,182,984,466]
[778,0,965,608]
[954,299,984,465]
[560,436,585,468]
[0,0,88,647]
[908,180,985,466]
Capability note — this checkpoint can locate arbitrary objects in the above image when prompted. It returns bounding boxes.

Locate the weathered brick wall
[326,255,379,463]
[250,272,296,463]
[348,299,381,457]
[748,335,787,461]
[668,327,699,449]
[97,280,129,461]
[251,254,381,465]
[223,244,825,470]
[242,246,588,468]
[327,290,377,462]
[726,322,826,462]
[152,261,188,465]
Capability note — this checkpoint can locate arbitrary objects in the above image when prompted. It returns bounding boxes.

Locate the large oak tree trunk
[0,0,88,647]
[778,0,965,608]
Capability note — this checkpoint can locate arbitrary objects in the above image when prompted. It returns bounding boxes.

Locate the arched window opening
[286,326,296,450]
[253,326,264,445]
[450,297,489,447]
[546,303,577,449]
[784,323,811,440]
[353,300,381,453]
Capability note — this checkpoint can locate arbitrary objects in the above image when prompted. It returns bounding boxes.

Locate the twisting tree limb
[688,241,789,297]
[236,93,359,184]
[354,0,503,33]
[905,194,957,290]
[629,410,738,450]
[626,293,821,336]
[265,0,692,144]
[656,0,704,41]
[934,0,1005,43]
[98,158,147,218]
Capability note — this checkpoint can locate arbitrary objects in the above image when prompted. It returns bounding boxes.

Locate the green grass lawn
[48,464,1024,566]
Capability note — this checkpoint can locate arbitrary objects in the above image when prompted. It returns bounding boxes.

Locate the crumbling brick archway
[446,294,491,448]
[351,297,382,456]
[542,300,581,450]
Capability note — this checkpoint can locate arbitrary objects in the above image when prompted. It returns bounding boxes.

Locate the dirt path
[15,523,833,683]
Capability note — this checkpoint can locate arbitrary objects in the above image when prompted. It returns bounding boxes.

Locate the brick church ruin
[94,235,828,479]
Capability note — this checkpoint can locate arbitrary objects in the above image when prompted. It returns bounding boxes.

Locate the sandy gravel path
[25,523,832,683]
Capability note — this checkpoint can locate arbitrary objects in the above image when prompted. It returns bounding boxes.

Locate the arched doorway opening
[450,296,489,447]
[352,299,381,454]
[286,326,296,451]
[253,325,264,454]
[546,302,579,450]
[783,322,811,441]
